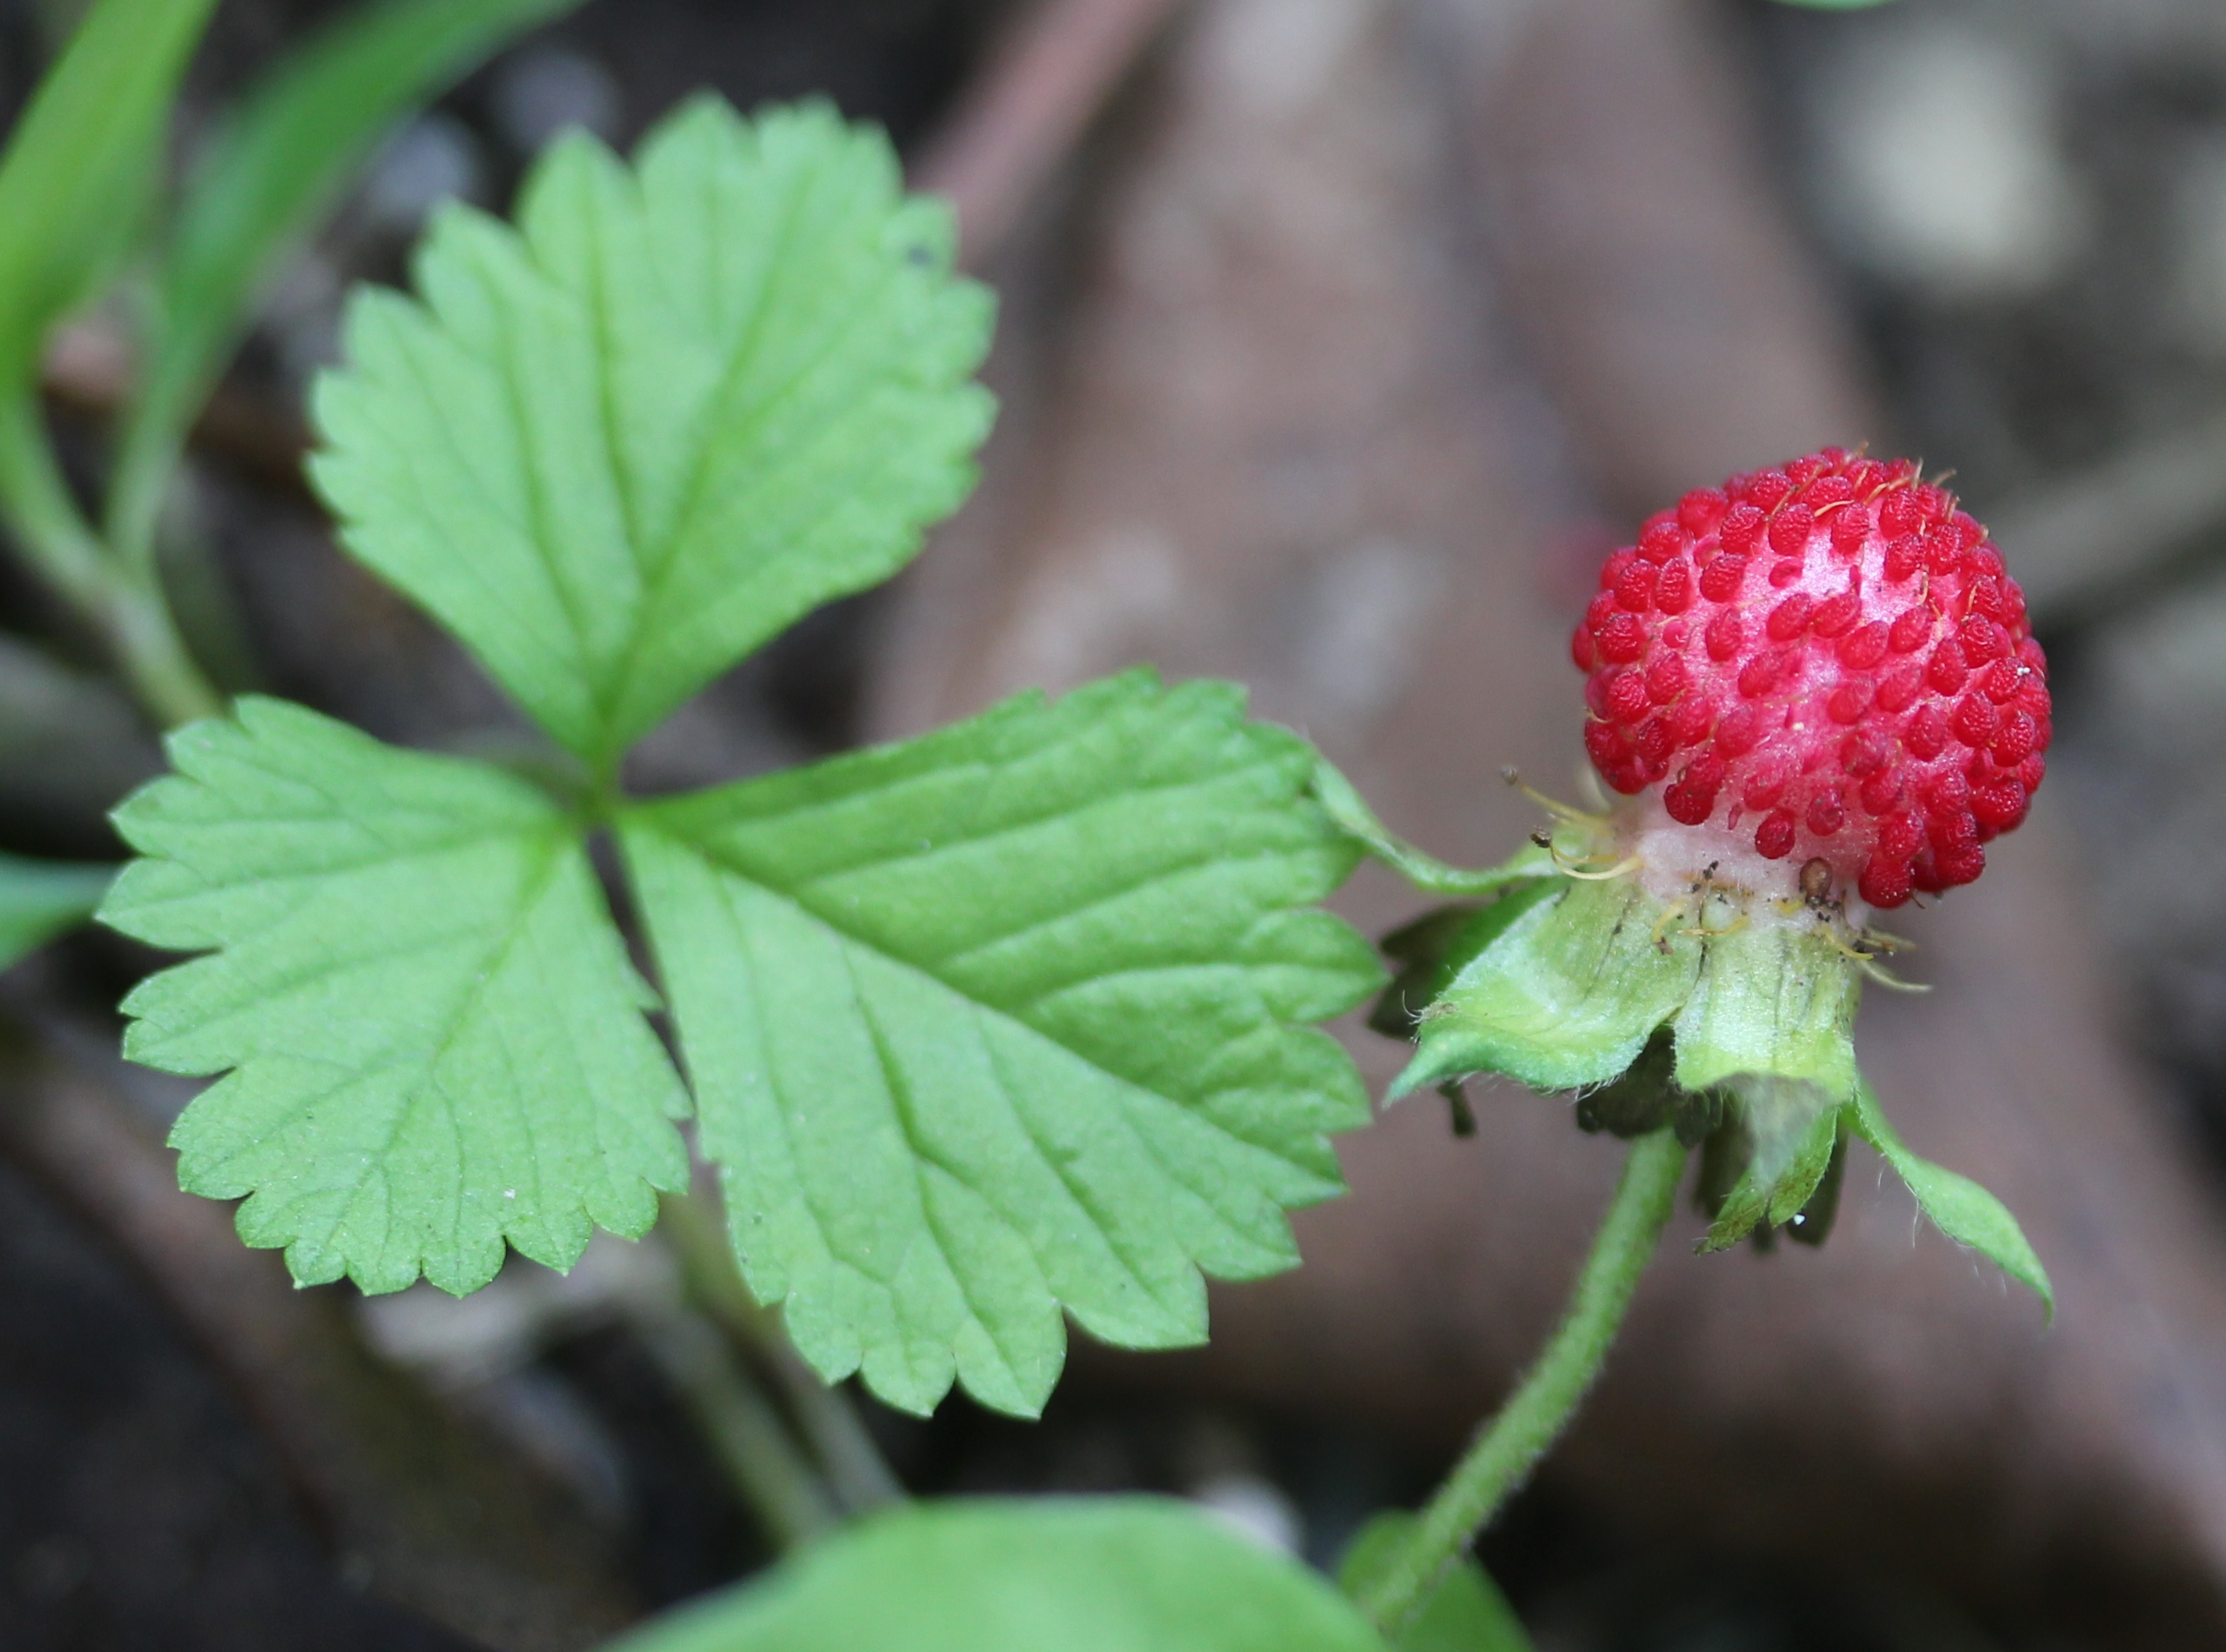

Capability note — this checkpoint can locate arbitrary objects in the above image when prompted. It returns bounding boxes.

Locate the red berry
[1572,450,2047,909]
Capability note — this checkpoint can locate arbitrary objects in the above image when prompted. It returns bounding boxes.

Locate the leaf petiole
[1356,1129,1686,1639]
[1310,757,1557,896]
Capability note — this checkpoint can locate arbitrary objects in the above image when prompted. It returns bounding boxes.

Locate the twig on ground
[0,1001,639,1652]
[1985,410,2226,627]
[913,0,1191,270]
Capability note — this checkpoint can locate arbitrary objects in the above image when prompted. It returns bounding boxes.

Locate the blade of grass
[0,0,217,402]
[107,0,584,572]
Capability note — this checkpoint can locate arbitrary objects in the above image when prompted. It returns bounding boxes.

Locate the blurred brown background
[11,1,2226,1649]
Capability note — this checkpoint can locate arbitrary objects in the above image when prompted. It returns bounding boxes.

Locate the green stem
[0,393,108,610]
[663,1189,906,1515]
[633,1306,839,1551]
[103,565,223,727]
[0,394,221,729]
[103,403,178,584]
[1357,1129,1686,1638]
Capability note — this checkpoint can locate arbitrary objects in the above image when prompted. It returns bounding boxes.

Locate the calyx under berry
[1319,450,2055,1293]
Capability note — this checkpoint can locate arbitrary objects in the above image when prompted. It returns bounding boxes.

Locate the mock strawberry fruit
[1570,449,2048,909]
[1326,447,2050,1294]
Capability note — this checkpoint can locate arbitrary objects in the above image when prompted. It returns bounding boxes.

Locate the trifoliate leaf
[1340,1513,1536,1652]
[620,671,1381,1416]
[606,1497,1385,1652]
[99,697,690,1295]
[311,97,995,768]
[0,852,111,969]
[1848,1078,2051,1316]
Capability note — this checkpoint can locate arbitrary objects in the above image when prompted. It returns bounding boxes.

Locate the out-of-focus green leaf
[1339,1513,1534,1652]
[605,1497,1387,1652]
[0,0,217,400]
[0,851,111,969]
[110,0,584,556]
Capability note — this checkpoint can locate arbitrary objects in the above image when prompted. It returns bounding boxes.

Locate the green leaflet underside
[621,671,1383,1418]
[99,698,689,1295]
[310,96,995,768]
[607,1497,1383,1652]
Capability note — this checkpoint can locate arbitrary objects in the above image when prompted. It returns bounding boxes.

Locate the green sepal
[1698,1099,1842,1252]
[1369,883,1566,1040]
[1390,876,1700,1100]
[1848,1077,2051,1316]
[1785,1126,1848,1249]
[1339,1512,1536,1652]
[1572,1027,1724,1145]
[1670,915,1861,1227]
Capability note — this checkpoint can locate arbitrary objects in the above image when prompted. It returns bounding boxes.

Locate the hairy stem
[1358,1129,1686,1637]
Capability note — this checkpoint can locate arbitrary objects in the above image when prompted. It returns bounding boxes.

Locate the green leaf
[1339,1514,1535,1652]
[110,0,586,557]
[1391,877,1698,1101]
[0,852,112,969]
[0,0,217,399]
[1312,758,1556,897]
[312,97,996,768]
[603,1497,1386,1652]
[98,696,690,1296]
[1849,1078,2050,1315]
[1368,883,1564,1042]
[620,671,1381,1416]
